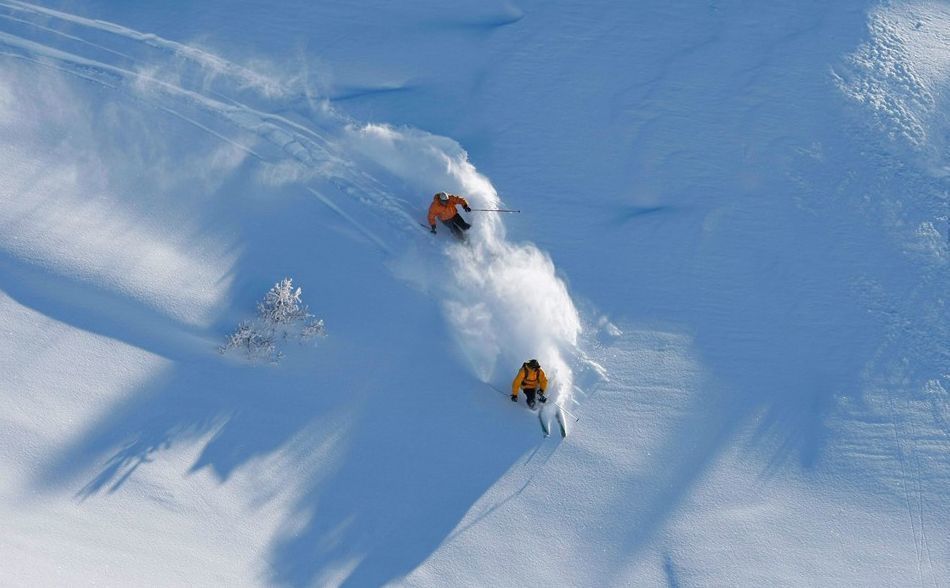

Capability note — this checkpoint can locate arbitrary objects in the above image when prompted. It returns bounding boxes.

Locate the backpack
[521,363,540,386]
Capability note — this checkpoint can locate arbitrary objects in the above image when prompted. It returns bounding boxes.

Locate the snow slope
[1,1,948,586]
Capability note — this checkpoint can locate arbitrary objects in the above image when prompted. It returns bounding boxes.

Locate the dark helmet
[436,191,449,202]
[527,359,540,369]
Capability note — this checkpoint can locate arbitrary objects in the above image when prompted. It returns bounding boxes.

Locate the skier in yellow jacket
[427,191,472,240]
[511,359,548,409]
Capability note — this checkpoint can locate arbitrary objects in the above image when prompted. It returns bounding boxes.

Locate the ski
[539,406,550,437]
[555,406,567,438]
[420,221,467,243]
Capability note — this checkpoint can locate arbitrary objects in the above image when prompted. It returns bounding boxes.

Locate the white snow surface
[1,1,948,586]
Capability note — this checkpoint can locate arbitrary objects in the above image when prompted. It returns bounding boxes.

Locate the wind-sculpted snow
[834,0,950,398]
[836,1,950,169]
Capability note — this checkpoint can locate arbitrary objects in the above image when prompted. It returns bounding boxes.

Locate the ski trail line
[0,49,118,88]
[0,0,286,95]
[304,187,391,253]
[0,0,361,161]
[0,30,270,160]
[887,393,924,586]
[443,442,557,546]
[0,26,423,241]
[905,407,939,588]
[0,12,137,62]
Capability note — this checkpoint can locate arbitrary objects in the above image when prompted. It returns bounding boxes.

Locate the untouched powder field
[1,1,948,586]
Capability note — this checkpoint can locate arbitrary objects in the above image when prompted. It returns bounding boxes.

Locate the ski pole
[555,402,579,422]
[468,208,520,213]
[486,383,510,397]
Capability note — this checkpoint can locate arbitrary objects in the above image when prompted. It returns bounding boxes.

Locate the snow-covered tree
[257,278,308,325]
[221,277,326,363]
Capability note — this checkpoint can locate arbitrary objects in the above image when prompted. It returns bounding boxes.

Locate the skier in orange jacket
[511,359,548,409]
[427,192,472,240]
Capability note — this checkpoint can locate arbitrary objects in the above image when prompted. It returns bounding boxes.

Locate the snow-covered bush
[300,317,326,340]
[220,320,280,363]
[220,277,326,363]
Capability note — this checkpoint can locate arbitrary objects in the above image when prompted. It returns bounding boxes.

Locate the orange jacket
[427,194,469,225]
[512,364,548,396]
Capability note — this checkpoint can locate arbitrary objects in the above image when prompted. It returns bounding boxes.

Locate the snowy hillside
[1,1,948,586]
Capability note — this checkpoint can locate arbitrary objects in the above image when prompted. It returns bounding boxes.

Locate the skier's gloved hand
[510,394,518,402]
[463,205,472,212]
[539,392,547,403]
[430,224,437,234]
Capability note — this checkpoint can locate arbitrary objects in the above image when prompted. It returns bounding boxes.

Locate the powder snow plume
[345,123,589,401]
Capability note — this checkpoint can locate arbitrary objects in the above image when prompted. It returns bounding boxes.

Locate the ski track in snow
[0,0,419,234]
[0,3,434,246]
[872,278,947,588]
[0,2,596,401]
[0,0,287,95]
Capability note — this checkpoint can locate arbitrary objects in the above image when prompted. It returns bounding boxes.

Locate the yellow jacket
[512,363,547,396]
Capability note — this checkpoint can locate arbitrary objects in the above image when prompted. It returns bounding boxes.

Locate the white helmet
[436,192,449,202]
